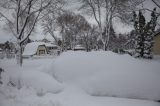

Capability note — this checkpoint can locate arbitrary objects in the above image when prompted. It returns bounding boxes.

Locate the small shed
[23,42,47,58]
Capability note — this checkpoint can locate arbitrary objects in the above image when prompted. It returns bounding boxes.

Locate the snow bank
[51,51,160,101]
[0,57,160,106]
[10,70,63,95]
[0,59,63,95]
[0,85,62,106]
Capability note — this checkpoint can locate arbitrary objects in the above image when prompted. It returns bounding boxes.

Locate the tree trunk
[16,40,23,66]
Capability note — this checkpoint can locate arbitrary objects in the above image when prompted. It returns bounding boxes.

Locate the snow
[11,70,63,95]
[1,59,63,96]
[0,51,160,106]
[51,51,160,101]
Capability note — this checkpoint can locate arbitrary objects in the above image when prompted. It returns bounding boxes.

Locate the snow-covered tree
[0,0,60,66]
[133,8,158,59]
[133,10,146,58]
[143,8,158,59]
[80,0,142,51]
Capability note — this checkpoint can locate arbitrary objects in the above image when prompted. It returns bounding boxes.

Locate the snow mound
[51,51,160,101]
[10,70,63,95]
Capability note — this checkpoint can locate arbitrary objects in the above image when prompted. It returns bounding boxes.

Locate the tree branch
[152,0,160,9]
[20,11,41,44]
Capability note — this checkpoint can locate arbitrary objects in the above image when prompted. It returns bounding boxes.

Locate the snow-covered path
[0,51,160,106]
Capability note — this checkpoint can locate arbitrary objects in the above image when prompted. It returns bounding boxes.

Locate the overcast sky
[0,0,159,43]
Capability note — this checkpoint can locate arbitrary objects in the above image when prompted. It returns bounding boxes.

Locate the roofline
[154,31,160,37]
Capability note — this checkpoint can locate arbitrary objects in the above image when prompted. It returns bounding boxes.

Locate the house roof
[154,30,160,38]
[23,42,57,56]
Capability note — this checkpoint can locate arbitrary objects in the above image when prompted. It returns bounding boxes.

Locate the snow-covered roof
[23,42,57,56]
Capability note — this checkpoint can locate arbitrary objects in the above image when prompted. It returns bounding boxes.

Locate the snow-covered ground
[0,51,160,106]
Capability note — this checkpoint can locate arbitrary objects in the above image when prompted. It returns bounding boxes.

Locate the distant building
[73,45,86,51]
[23,42,59,58]
[45,43,60,55]
[23,42,47,58]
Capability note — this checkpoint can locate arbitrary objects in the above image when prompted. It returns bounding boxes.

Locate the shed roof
[23,42,57,56]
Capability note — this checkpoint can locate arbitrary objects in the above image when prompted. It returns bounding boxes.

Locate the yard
[0,51,160,106]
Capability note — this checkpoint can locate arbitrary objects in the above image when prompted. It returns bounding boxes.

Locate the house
[73,45,86,51]
[45,43,60,55]
[23,42,60,58]
[153,32,160,55]
[23,42,48,58]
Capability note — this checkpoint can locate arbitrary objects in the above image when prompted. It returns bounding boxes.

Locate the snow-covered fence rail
[0,52,15,59]
[6,52,15,59]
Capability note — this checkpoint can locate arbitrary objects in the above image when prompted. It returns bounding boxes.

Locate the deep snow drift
[51,51,160,101]
[0,51,160,106]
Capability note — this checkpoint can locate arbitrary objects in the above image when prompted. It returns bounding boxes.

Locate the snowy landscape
[0,51,160,106]
[0,0,160,106]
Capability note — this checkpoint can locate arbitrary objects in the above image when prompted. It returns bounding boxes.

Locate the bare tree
[57,12,91,50]
[152,0,160,9]
[80,0,143,50]
[0,0,55,66]
[80,25,99,51]
[80,0,104,50]
[42,1,65,45]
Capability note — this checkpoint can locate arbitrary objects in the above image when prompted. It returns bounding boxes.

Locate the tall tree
[0,0,60,66]
[42,1,65,45]
[133,8,158,59]
[143,8,158,59]
[57,12,91,50]
[80,0,142,51]
[80,0,104,50]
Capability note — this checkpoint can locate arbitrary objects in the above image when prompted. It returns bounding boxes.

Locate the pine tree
[143,8,157,59]
[133,8,158,59]
[133,11,146,58]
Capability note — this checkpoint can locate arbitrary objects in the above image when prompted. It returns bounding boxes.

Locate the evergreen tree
[143,8,158,59]
[133,8,158,59]
[133,11,145,58]
[138,11,146,57]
